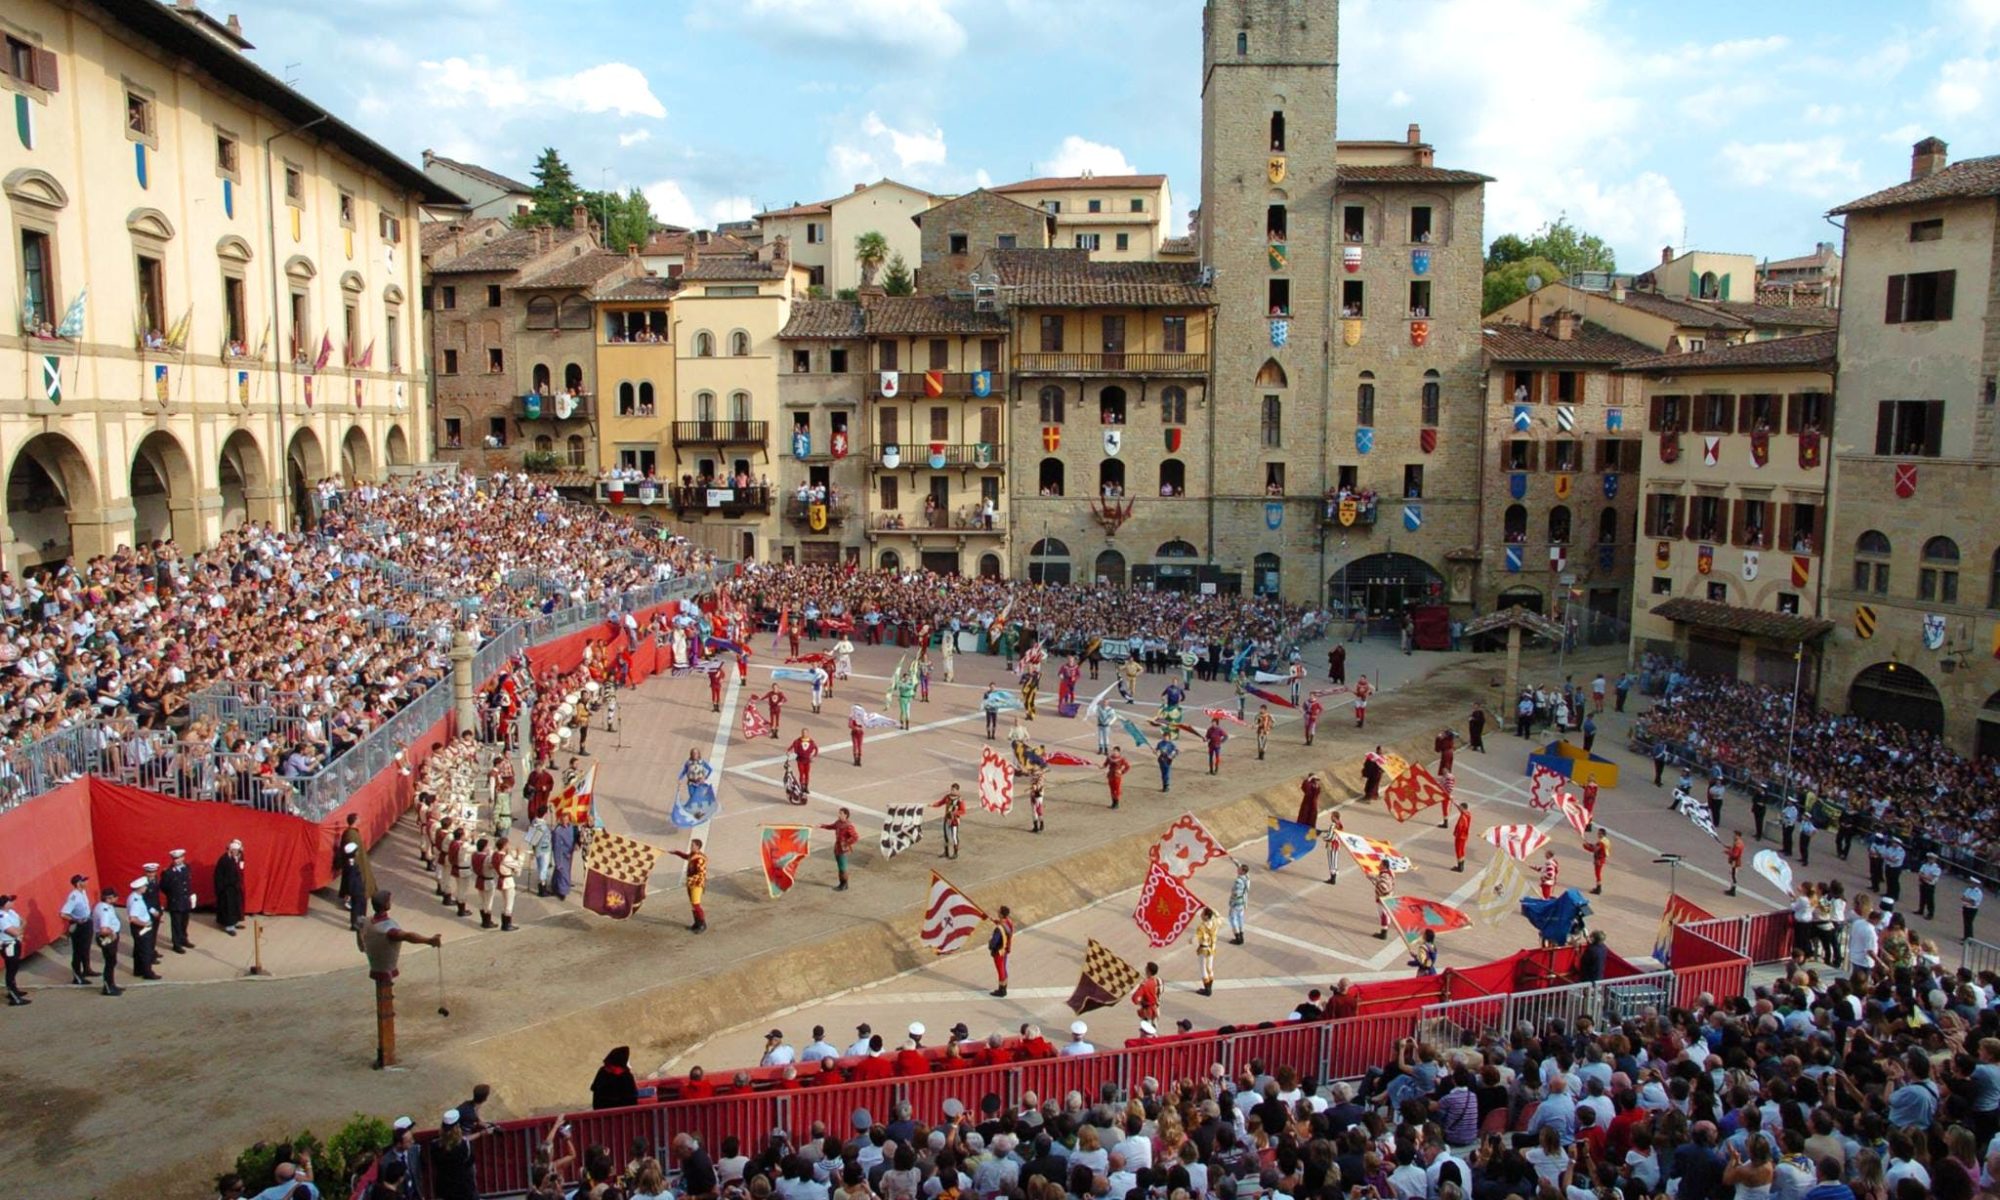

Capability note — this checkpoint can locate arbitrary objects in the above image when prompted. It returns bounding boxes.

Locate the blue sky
[239,0,2000,270]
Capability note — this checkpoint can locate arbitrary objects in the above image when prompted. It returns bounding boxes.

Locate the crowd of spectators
[1632,667,1999,868]
[0,473,710,800]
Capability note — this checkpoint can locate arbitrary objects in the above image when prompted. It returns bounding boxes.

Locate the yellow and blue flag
[1267,817,1318,870]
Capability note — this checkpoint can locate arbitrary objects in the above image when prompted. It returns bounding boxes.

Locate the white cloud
[642,180,699,230]
[708,196,756,224]
[415,56,666,119]
[1801,104,1847,125]
[862,112,947,171]
[824,111,958,191]
[1387,89,1412,107]
[1717,137,1862,199]
[1935,55,2000,115]
[690,0,966,58]
[618,129,653,148]
[1033,135,1137,178]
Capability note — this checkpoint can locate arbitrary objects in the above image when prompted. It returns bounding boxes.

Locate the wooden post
[374,977,398,1069]
[1505,626,1523,707]
[247,915,267,976]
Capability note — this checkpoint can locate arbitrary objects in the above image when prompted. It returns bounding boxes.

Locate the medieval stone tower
[1199,0,1339,601]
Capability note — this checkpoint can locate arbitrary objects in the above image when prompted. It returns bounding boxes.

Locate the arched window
[1099,386,1127,425]
[1698,271,1719,300]
[1253,551,1281,597]
[1921,535,1961,604]
[1357,372,1376,425]
[694,390,717,423]
[879,549,900,572]
[1256,358,1288,388]
[1038,385,1065,424]
[1853,529,1890,595]
[1548,505,1572,545]
[1597,507,1618,545]
[559,296,593,328]
[729,329,751,356]
[566,435,585,467]
[1031,538,1071,558]
[1157,539,1199,559]
[1421,369,1441,426]
[1038,457,1065,496]
[1159,459,1186,496]
[728,390,751,421]
[1503,503,1528,542]
[531,363,552,394]
[525,296,557,329]
[693,330,715,357]
[563,362,584,393]
[1161,386,1187,425]
[1099,459,1126,496]
[618,381,636,416]
[638,381,655,415]
[1029,538,1069,584]
[534,434,553,453]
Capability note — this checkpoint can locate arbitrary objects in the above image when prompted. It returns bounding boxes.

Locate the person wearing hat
[846,1022,875,1058]
[140,861,166,971]
[161,848,196,953]
[760,1029,796,1067]
[127,873,162,980]
[0,892,26,1005]
[1918,853,1943,921]
[377,1118,423,1198]
[894,1025,930,1075]
[61,872,96,986]
[493,836,520,932]
[432,1109,478,1200]
[1060,1020,1094,1056]
[1964,877,1984,941]
[92,886,124,996]
[213,841,247,935]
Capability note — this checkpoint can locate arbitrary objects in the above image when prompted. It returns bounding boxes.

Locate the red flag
[1134,859,1200,947]
[759,825,811,898]
[1243,684,1294,709]
[313,331,333,372]
[1151,812,1226,879]
[771,609,790,652]
[1041,750,1094,767]
[1389,896,1471,937]
[1383,763,1450,823]
[742,704,773,740]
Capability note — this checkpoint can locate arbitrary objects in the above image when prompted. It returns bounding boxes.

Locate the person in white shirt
[1061,1020,1095,1056]
[846,1024,875,1058]
[800,1025,840,1063]
[759,1029,796,1067]
[1849,907,1880,971]
[1112,1115,1152,1171]
[1104,1152,1137,1200]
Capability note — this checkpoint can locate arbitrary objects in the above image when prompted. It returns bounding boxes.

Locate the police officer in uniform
[161,848,196,953]
[1918,853,1944,920]
[494,837,520,932]
[1,893,27,1005]
[61,873,96,986]
[93,886,124,996]
[130,870,162,979]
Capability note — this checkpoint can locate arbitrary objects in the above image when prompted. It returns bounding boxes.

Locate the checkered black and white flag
[1675,791,1720,841]
[879,804,926,857]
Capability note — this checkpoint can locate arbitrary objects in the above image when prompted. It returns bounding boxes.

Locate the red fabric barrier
[88,778,329,918]
[1348,974,1449,1015]
[0,779,98,954]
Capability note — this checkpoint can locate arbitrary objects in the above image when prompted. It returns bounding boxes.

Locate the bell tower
[1199,0,1338,598]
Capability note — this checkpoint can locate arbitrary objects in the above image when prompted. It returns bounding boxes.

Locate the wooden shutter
[1777,505,1795,553]
[1649,395,1665,432]
[1716,395,1735,433]
[1728,500,1744,547]
[979,406,1000,445]
[32,48,57,91]
[1526,441,1541,471]
[1875,401,1895,455]
[1924,400,1945,457]
[1541,372,1556,403]
[1785,394,1802,435]
[1621,439,1642,473]
[1936,270,1956,321]
[1884,274,1906,325]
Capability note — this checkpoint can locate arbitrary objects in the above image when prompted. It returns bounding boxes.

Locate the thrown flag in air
[1134,859,1202,947]
[922,871,988,954]
[1676,791,1720,840]
[1243,684,1295,709]
[1267,817,1319,870]
[977,746,1015,814]
[1483,823,1549,860]
[850,704,899,731]
[759,825,811,898]
[880,805,926,857]
[1067,938,1141,1014]
[1528,765,1566,810]
[1152,812,1227,880]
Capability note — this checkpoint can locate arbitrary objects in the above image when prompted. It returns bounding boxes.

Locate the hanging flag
[1134,859,1202,946]
[1752,848,1794,895]
[56,289,86,339]
[1549,545,1566,573]
[1676,791,1720,840]
[759,825,811,898]
[1606,408,1624,431]
[1505,545,1522,573]
[922,870,989,954]
[879,370,900,398]
[1383,763,1450,823]
[831,428,849,458]
[923,370,944,397]
[153,363,170,404]
[236,369,250,406]
[1483,823,1550,860]
[1798,429,1821,468]
[1336,830,1412,875]
[1153,812,1227,879]
[1267,817,1319,870]
[1556,405,1575,433]
[1661,431,1680,463]
[1923,613,1947,651]
[977,745,1014,814]
[1270,318,1289,347]
[1702,436,1720,466]
[1355,426,1375,454]
[581,830,663,920]
[1894,463,1917,498]
[552,763,598,824]
[1854,604,1876,639]
[41,354,61,404]
[880,805,926,857]
[1791,556,1810,588]
[1603,473,1619,500]
[1513,405,1532,432]
[1750,430,1769,468]
[1554,474,1572,501]
[1742,550,1760,582]
[1068,938,1141,1014]
[1419,427,1437,454]
[1042,426,1060,451]
[1243,684,1295,709]
[1389,896,1471,937]
[1475,856,1535,922]
[742,704,773,740]
[1509,473,1528,500]
[314,331,332,372]
[1698,544,1714,576]
[1653,893,1715,965]
[1528,765,1566,811]
[1656,541,1672,570]
[971,370,992,397]
[1403,504,1422,532]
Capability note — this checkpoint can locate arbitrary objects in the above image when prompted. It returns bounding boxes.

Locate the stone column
[451,629,477,736]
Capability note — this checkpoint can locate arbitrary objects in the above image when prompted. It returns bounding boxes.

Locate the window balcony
[665,484,773,517]
[670,420,769,447]
[867,371,1006,399]
[866,443,1006,470]
[867,510,1007,535]
[783,498,852,528]
[595,479,670,505]
[519,391,592,421]
[1013,353,1208,375]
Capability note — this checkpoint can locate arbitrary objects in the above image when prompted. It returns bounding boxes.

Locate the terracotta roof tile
[863,296,1009,336]
[1648,597,1836,642]
[1830,155,2000,214]
[428,229,587,275]
[641,230,754,257]
[511,251,635,291]
[1482,322,1658,365]
[988,248,1213,307]
[595,275,680,301]
[1336,165,1494,185]
[1621,330,1837,374]
[781,300,865,339]
[682,253,792,282]
[1611,289,1753,330]
[1158,235,1196,255]
[419,216,504,257]
[992,174,1166,193]
[422,152,533,196]
[1700,301,1838,329]
[757,198,833,219]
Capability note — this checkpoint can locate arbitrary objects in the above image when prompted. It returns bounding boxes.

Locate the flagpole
[1779,640,1804,815]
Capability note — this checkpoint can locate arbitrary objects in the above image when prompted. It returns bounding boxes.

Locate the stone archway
[130,429,199,547]
[286,426,326,530]
[218,428,270,532]
[1846,661,1944,736]
[1094,548,1126,588]
[1327,551,1446,618]
[385,424,411,467]
[5,431,99,569]
[341,425,376,482]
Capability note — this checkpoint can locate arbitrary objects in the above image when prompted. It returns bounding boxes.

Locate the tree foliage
[1481,217,1617,314]
[854,230,890,288]
[514,149,658,250]
[516,147,579,230]
[1482,256,1567,316]
[578,187,659,253]
[881,252,914,296]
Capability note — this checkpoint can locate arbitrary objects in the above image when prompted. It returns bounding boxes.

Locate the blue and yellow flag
[1266,817,1319,870]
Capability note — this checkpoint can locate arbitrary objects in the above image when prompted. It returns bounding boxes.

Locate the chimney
[772,234,790,263]
[853,183,866,192]
[1661,246,1674,266]
[1911,136,1948,181]
[857,285,885,309]
[571,202,592,232]
[226,13,244,38]
[685,242,701,272]
[1407,123,1422,144]
[695,229,710,245]
[1552,310,1578,342]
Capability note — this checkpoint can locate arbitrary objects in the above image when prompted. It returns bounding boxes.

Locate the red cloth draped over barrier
[0,779,98,954]
[522,601,682,685]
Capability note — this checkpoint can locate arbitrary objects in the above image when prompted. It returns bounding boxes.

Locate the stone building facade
[1821,139,2000,756]
[1623,333,1837,687]
[1476,315,1653,631]
[0,0,446,570]
[774,300,869,566]
[913,190,1054,296]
